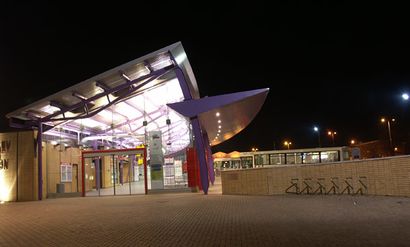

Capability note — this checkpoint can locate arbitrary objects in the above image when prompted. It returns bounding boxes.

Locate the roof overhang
[6,42,199,154]
[6,41,269,151]
[168,88,269,145]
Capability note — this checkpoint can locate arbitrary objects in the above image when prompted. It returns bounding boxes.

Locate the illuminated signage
[0,159,8,170]
[0,140,11,153]
[0,140,11,170]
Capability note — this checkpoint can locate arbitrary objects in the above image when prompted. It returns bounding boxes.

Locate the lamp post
[251,147,258,168]
[284,141,292,150]
[327,131,337,146]
[381,117,394,152]
[313,126,321,147]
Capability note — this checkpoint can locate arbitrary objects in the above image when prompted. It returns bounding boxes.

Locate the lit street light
[313,126,321,147]
[251,147,258,152]
[381,117,395,152]
[284,141,292,150]
[327,130,337,146]
[350,139,355,145]
[402,93,409,101]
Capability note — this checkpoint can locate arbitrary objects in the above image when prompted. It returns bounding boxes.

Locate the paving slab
[1,182,410,246]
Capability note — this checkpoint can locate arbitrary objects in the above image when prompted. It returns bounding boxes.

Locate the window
[321,151,339,163]
[240,156,253,168]
[61,163,72,182]
[269,154,285,165]
[304,152,320,164]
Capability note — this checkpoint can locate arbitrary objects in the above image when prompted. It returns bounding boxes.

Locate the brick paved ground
[1,181,410,246]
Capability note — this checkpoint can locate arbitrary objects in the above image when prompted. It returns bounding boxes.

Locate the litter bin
[56,183,65,193]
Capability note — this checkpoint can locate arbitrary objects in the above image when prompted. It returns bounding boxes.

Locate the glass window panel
[61,163,72,182]
[286,153,297,164]
[304,152,320,164]
[321,151,339,163]
[115,102,143,119]
[269,154,285,165]
[166,79,184,103]
[240,156,253,168]
[75,118,107,129]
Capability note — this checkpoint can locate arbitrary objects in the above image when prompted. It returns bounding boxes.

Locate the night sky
[1,2,410,153]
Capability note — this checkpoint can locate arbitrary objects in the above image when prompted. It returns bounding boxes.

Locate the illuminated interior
[8,50,192,156]
[42,75,190,155]
[2,42,270,200]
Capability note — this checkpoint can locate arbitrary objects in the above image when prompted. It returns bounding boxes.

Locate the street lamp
[284,141,292,150]
[313,126,321,147]
[327,131,337,146]
[350,139,356,145]
[251,147,258,152]
[381,117,395,152]
[402,93,409,101]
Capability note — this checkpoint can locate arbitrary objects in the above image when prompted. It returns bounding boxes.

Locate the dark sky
[1,2,410,153]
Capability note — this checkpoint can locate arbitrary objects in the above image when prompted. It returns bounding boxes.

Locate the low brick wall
[221,155,410,197]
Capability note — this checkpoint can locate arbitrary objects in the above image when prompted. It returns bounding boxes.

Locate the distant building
[213,147,350,171]
[213,140,405,172]
[351,140,404,159]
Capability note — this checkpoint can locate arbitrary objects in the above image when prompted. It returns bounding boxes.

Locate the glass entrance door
[82,148,146,197]
[112,154,145,195]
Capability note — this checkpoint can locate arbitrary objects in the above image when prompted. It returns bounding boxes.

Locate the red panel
[144,148,147,195]
[186,147,202,190]
[81,157,85,197]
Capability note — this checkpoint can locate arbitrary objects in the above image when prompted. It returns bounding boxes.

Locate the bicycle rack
[285,178,300,194]
[313,178,326,195]
[300,178,313,195]
[340,177,354,195]
[285,176,368,196]
[354,176,368,195]
[326,177,339,195]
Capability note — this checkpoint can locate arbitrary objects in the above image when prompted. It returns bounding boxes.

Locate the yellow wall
[102,156,112,188]
[0,130,87,201]
[0,132,18,202]
[84,157,96,191]
[19,131,36,201]
[0,131,37,202]
[1,130,143,201]
[44,143,82,194]
[222,155,410,197]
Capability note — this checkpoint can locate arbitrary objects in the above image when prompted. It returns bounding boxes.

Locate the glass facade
[214,148,346,169]
[84,152,146,196]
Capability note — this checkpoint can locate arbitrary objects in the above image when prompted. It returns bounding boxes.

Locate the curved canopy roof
[7,42,269,154]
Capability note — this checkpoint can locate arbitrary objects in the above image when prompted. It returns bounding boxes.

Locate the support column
[93,141,100,196]
[175,67,209,194]
[37,122,43,200]
[144,148,147,195]
[190,117,209,194]
[203,132,215,185]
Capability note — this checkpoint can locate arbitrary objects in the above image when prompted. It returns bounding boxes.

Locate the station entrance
[82,148,147,197]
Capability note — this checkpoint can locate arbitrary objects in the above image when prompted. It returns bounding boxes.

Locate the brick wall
[221,155,410,197]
